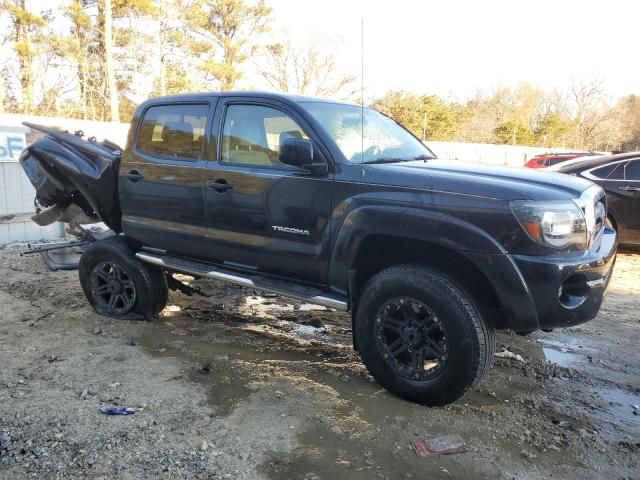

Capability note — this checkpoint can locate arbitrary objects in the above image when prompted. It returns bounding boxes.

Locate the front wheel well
[349,235,505,328]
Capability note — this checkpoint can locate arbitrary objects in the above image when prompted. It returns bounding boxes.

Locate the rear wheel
[79,236,168,320]
[355,265,495,406]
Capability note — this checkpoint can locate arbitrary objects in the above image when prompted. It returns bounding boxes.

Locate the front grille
[591,199,606,250]
[575,185,606,251]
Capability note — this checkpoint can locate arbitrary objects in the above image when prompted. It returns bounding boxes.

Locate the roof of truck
[143,91,359,106]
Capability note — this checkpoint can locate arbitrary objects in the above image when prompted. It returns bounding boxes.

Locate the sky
[260,0,640,101]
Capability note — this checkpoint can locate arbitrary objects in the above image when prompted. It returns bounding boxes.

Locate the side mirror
[279,138,327,175]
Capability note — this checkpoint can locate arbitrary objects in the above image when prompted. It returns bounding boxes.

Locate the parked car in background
[525,152,598,169]
[550,152,640,246]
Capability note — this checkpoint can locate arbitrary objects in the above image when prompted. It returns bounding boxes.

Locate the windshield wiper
[362,157,408,164]
[363,155,435,164]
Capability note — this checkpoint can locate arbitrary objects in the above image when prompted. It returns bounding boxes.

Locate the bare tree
[103,0,119,121]
[257,38,358,99]
[565,78,612,149]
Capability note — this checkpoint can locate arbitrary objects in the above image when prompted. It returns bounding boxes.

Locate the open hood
[19,123,123,232]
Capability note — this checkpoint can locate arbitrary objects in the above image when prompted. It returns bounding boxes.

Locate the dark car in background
[550,152,640,246]
[525,152,599,169]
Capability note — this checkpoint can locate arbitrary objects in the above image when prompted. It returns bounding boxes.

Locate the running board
[136,251,348,311]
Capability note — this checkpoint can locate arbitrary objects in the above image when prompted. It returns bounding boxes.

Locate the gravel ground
[0,245,638,480]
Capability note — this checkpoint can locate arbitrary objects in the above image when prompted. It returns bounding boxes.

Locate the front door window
[220,104,308,169]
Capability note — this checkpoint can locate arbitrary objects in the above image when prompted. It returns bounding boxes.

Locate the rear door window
[589,162,625,180]
[548,157,569,166]
[137,104,209,160]
[625,160,640,181]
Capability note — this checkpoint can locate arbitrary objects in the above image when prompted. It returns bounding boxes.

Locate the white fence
[0,113,129,245]
[426,141,603,167]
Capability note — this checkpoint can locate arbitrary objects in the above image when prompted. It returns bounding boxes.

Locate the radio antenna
[360,17,364,171]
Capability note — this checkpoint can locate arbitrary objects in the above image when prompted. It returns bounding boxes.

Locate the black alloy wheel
[79,236,168,320]
[354,265,495,406]
[89,261,137,316]
[375,297,448,381]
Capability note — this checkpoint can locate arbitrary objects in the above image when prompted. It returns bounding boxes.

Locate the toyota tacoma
[19,92,617,406]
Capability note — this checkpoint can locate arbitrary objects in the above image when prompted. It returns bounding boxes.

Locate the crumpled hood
[363,159,594,202]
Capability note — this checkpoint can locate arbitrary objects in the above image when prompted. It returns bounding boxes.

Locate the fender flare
[329,205,540,333]
[329,204,507,291]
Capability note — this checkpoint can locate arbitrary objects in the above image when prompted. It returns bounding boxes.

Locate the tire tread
[355,264,495,405]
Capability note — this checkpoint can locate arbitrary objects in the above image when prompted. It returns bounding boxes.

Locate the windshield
[301,102,435,164]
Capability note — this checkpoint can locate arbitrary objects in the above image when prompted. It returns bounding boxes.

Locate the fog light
[558,274,589,309]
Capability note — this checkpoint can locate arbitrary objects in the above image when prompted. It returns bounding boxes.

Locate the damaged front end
[19,122,123,233]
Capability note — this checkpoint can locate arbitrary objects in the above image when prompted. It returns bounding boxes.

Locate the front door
[203,99,333,285]
[119,101,214,257]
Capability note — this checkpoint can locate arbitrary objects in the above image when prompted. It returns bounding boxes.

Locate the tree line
[373,84,640,152]
[1,0,638,152]
[0,0,357,122]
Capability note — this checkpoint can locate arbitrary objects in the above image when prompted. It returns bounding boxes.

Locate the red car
[525,152,595,169]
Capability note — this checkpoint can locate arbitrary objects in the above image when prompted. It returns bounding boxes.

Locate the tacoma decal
[272,225,311,236]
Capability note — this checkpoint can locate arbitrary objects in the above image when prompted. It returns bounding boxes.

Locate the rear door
[119,101,214,257]
[585,159,640,245]
[616,159,640,244]
[203,98,334,285]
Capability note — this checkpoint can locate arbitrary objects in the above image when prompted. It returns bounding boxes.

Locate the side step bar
[136,251,349,312]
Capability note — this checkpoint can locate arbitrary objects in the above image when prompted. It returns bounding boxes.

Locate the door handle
[619,185,640,192]
[208,179,233,193]
[122,170,144,182]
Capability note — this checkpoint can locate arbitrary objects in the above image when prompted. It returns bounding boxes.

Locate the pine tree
[186,0,271,91]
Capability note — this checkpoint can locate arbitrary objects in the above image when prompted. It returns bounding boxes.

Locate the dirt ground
[0,245,638,480]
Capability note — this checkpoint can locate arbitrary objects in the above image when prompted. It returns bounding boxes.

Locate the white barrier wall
[426,141,605,167]
[0,113,129,245]
[0,162,64,244]
[0,113,130,146]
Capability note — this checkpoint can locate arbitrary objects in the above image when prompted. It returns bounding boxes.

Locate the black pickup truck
[19,92,617,406]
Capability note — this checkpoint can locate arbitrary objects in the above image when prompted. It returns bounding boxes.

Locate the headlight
[510,200,587,249]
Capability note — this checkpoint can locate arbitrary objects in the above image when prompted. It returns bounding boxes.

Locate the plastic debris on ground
[0,432,10,450]
[99,406,136,415]
[495,349,526,363]
[411,435,466,457]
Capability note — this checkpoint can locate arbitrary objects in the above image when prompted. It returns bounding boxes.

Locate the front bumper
[511,227,617,330]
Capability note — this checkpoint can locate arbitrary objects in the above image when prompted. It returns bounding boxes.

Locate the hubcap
[89,261,136,316]
[375,297,448,380]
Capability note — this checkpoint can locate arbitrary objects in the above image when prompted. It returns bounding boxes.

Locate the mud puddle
[515,336,640,444]
[573,386,640,442]
[133,316,520,480]
[133,324,349,415]
[515,334,635,384]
